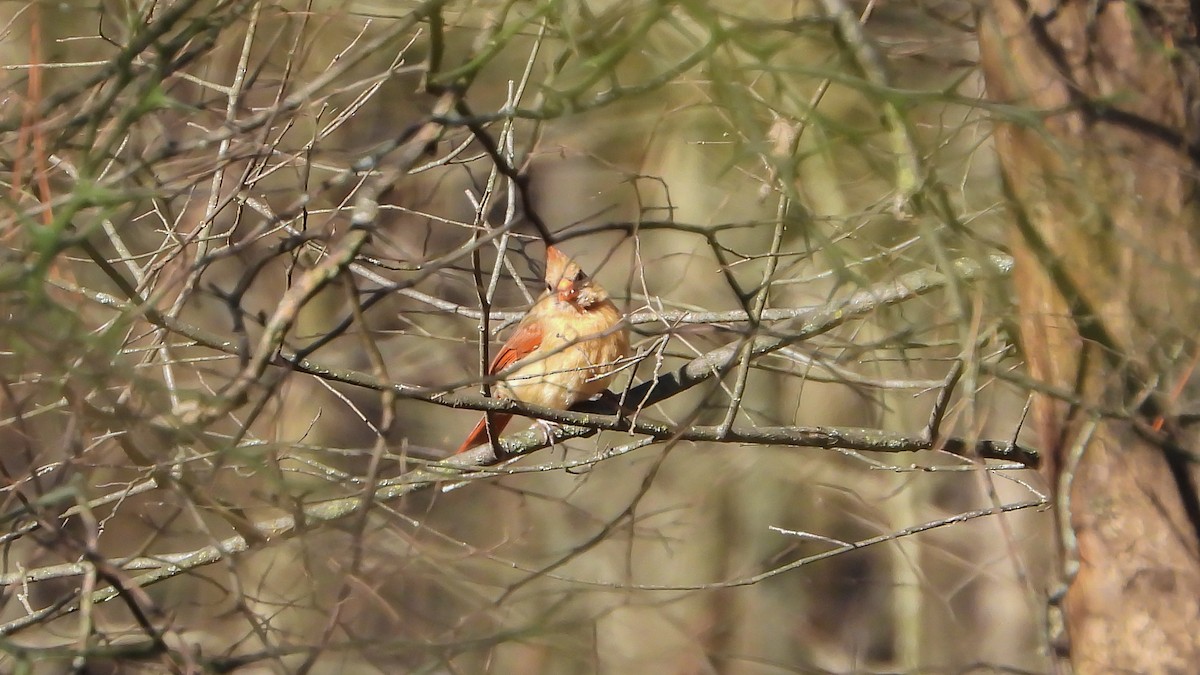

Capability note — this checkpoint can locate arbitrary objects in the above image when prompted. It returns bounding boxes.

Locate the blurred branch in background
[0,0,1094,672]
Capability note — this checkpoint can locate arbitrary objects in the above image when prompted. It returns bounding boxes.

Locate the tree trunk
[979,2,1200,672]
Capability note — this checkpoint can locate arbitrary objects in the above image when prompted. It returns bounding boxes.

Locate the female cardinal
[456,246,630,453]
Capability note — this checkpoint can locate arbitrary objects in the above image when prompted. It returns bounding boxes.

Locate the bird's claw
[534,419,561,446]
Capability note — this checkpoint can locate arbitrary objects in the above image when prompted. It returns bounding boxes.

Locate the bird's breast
[500,301,629,409]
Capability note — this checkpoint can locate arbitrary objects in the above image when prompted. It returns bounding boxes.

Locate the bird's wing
[489,319,544,374]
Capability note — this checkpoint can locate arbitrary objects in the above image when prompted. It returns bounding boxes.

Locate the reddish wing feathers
[488,321,543,374]
[455,320,545,454]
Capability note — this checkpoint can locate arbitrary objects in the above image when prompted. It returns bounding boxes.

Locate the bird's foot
[534,419,562,446]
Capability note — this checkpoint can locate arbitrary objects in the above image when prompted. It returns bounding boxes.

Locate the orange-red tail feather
[455,413,514,454]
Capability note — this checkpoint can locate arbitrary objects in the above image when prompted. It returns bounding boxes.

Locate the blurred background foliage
[0,1,1049,672]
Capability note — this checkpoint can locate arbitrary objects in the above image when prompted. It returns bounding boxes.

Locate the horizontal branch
[394,283,964,328]
[454,417,1039,466]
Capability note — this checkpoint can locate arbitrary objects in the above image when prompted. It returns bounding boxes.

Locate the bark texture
[979,2,1200,673]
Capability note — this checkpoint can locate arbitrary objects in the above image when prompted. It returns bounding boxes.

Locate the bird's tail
[455,413,513,454]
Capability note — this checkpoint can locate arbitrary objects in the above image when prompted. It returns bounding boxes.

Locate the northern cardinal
[456,246,631,454]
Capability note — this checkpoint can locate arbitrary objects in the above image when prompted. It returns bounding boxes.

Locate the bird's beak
[556,278,577,303]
